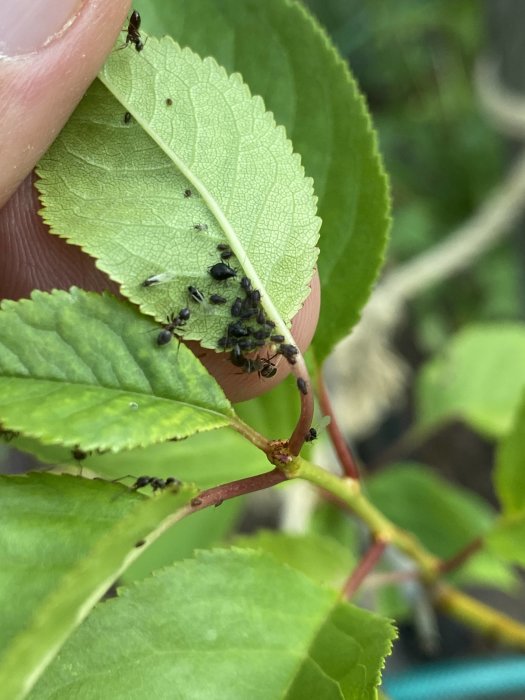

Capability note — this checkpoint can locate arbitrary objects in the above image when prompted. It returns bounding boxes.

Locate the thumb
[0,0,131,207]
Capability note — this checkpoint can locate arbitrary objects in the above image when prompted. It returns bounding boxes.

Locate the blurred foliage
[305,0,520,353]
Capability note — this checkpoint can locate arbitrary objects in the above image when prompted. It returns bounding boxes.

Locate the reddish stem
[288,355,314,456]
[342,538,388,599]
[318,374,360,480]
[189,468,287,511]
[439,537,483,575]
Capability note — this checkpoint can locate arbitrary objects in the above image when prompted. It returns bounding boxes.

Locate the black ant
[157,308,190,346]
[122,10,144,52]
[132,476,181,492]
[209,261,237,281]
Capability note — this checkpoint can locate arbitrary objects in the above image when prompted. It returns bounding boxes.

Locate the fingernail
[0,0,86,57]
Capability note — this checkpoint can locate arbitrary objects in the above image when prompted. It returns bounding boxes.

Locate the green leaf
[494,392,525,515]
[137,0,390,361]
[233,531,356,588]
[486,515,525,567]
[36,38,320,350]
[416,324,525,438]
[31,550,395,700]
[0,473,197,700]
[367,464,516,590]
[0,289,232,452]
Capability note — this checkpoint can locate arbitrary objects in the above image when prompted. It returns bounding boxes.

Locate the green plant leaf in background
[367,464,516,591]
[494,391,525,515]
[134,0,390,363]
[36,37,320,350]
[416,324,525,439]
[0,289,232,452]
[486,515,525,568]
[0,473,196,700]
[30,550,395,700]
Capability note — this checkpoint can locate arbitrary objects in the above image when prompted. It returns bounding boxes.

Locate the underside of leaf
[36,37,320,352]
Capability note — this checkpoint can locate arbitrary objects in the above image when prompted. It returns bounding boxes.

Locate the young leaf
[36,38,320,350]
[0,473,197,700]
[30,550,395,700]
[138,0,391,361]
[494,392,525,515]
[416,324,525,438]
[0,289,232,452]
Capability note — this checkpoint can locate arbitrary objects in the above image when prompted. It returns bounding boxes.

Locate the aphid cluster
[141,205,299,374]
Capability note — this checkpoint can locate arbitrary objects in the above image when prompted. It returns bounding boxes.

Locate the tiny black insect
[71,447,90,461]
[157,308,190,346]
[209,294,227,305]
[132,475,181,492]
[240,276,252,293]
[256,310,266,325]
[217,336,231,349]
[231,297,243,317]
[123,111,132,124]
[297,377,308,395]
[227,321,249,338]
[188,285,205,304]
[184,188,192,198]
[305,427,317,442]
[252,328,270,341]
[124,10,144,52]
[249,290,261,304]
[209,261,237,281]
[230,344,245,367]
[193,223,208,232]
[217,243,230,252]
[270,334,285,343]
[279,343,299,364]
[166,98,173,106]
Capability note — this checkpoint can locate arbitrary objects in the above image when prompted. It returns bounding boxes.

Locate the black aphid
[297,378,308,395]
[231,297,243,317]
[209,261,237,281]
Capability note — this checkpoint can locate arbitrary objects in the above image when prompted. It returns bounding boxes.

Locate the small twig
[288,354,314,456]
[189,467,287,511]
[318,374,360,479]
[343,538,388,599]
[439,537,484,575]
[229,416,273,454]
[435,582,525,649]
